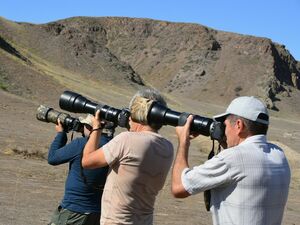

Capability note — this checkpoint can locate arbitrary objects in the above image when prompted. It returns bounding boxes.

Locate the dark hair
[228,115,268,135]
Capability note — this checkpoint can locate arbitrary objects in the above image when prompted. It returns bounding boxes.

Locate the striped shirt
[182,135,291,225]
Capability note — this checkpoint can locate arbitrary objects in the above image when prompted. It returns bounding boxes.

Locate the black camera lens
[59,91,98,114]
[148,102,215,137]
[59,91,130,129]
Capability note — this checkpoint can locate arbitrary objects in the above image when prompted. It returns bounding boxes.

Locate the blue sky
[1,0,299,60]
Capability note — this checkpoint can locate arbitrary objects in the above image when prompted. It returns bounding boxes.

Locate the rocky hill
[0,16,299,117]
[0,16,300,225]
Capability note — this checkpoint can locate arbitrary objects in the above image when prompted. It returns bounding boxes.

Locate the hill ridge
[0,16,299,118]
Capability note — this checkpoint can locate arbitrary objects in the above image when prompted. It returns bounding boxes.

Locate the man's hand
[175,115,198,147]
[92,110,103,129]
[172,115,197,198]
[55,119,64,132]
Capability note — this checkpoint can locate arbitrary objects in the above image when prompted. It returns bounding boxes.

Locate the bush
[234,86,242,92]
[0,70,9,91]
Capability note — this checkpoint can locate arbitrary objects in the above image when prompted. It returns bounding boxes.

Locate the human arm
[172,115,195,198]
[82,110,109,169]
[175,148,244,196]
[171,115,235,197]
[48,119,81,165]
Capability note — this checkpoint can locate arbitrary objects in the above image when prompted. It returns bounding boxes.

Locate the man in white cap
[172,96,291,225]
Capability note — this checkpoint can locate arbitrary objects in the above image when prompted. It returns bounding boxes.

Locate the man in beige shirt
[82,89,174,225]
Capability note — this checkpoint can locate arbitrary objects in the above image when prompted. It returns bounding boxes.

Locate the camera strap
[70,131,74,141]
[204,140,221,211]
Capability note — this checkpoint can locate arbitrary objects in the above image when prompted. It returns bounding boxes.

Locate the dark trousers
[49,205,100,225]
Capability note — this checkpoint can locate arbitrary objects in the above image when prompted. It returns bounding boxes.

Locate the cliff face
[0,16,299,114]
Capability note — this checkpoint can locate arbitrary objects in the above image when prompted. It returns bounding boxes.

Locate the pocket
[65,211,87,225]
[51,207,74,225]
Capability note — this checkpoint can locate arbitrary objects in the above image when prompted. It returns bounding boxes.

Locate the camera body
[36,105,83,132]
[58,91,225,141]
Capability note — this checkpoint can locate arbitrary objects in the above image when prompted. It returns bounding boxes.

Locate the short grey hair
[227,114,268,135]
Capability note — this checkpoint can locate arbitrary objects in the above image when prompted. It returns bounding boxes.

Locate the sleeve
[48,132,85,165]
[181,154,242,195]
[102,132,127,166]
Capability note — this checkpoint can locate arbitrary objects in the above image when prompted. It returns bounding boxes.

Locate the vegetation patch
[3,145,47,160]
[234,85,243,96]
[0,68,9,91]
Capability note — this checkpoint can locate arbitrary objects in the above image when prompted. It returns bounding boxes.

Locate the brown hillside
[1,16,299,115]
[0,16,300,225]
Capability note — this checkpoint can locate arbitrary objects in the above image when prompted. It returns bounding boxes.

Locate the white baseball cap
[213,96,269,125]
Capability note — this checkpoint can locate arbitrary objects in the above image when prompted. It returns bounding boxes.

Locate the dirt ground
[0,90,300,225]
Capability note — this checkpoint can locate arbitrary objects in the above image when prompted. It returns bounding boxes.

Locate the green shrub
[0,70,9,91]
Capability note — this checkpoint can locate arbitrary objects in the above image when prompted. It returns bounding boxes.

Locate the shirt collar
[239,135,267,146]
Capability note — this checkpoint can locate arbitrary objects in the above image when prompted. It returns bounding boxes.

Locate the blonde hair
[129,88,167,109]
[130,97,154,125]
[129,88,167,130]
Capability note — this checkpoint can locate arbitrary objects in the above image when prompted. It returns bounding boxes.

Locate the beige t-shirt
[101,131,174,225]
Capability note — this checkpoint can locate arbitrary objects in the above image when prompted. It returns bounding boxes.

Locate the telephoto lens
[59,91,130,129]
[147,101,225,141]
[59,91,225,140]
[36,105,83,132]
